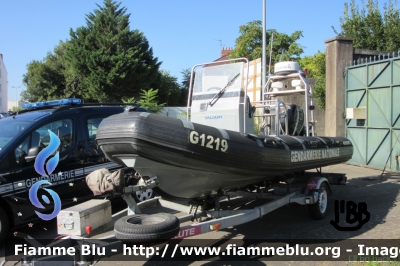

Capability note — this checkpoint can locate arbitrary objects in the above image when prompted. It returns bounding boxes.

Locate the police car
[0,98,153,243]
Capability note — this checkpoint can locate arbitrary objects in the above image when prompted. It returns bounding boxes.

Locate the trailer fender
[305,177,332,196]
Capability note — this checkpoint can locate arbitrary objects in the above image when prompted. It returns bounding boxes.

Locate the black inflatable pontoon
[96,59,353,200]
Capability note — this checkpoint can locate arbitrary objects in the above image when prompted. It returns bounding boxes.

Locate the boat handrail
[259,70,315,137]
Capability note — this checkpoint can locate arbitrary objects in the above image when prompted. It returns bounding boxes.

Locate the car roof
[10,106,126,122]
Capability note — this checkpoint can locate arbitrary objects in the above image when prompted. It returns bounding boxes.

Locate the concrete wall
[8,101,22,110]
[324,37,354,137]
[312,97,325,136]
[323,37,394,137]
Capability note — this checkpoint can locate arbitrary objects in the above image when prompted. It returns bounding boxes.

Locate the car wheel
[0,206,10,245]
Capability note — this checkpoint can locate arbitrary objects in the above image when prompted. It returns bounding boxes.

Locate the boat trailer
[7,171,347,266]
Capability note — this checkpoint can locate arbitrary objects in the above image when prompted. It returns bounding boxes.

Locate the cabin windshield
[193,62,244,94]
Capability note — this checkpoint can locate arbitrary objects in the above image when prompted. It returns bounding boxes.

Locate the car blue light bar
[22,98,82,109]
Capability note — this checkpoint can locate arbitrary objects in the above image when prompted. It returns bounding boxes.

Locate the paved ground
[1,163,400,265]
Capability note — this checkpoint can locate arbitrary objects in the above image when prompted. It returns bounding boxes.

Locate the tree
[66,0,161,102]
[149,69,191,107]
[383,0,400,51]
[179,68,191,106]
[229,20,304,64]
[22,45,67,102]
[22,60,56,102]
[299,52,326,110]
[22,41,86,102]
[151,70,181,106]
[335,0,400,51]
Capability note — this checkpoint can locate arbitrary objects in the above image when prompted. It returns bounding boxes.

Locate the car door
[82,113,123,178]
[8,117,92,223]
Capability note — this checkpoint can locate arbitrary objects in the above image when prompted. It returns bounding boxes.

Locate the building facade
[0,54,8,112]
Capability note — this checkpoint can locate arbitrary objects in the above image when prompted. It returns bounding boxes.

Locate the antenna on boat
[279,49,286,62]
[268,33,274,75]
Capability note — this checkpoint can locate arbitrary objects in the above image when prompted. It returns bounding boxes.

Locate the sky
[0,0,390,102]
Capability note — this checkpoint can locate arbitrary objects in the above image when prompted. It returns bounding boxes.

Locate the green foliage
[150,70,182,106]
[22,60,54,102]
[147,69,191,107]
[66,0,161,102]
[177,110,189,120]
[299,52,326,110]
[229,20,304,64]
[336,0,400,51]
[122,96,136,103]
[179,68,191,106]
[180,68,190,89]
[383,0,400,51]
[22,0,161,103]
[22,41,71,102]
[137,88,165,113]
[122,88,164,112]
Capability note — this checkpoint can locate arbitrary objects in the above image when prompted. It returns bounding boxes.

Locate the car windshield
[0,118,33,151]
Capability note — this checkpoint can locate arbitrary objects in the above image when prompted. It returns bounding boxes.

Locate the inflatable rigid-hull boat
[96,111,353,200]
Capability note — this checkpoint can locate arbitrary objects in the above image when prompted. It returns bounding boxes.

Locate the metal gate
[346,54,400,172]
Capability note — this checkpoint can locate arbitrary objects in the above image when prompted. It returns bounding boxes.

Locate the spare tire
[114,213,180,243]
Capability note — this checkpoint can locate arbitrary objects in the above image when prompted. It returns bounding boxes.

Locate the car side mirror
[25,146,40,163]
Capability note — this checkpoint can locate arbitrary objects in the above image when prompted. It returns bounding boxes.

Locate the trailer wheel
[0,206,9,245]
[114,213,180,243]
[132,178,155,202]
[308,182,329,220]
[131,178,155,203]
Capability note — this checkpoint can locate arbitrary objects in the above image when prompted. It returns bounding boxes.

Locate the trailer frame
[6,171,347,266]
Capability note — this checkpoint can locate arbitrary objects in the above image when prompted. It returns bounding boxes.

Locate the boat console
[188,59,254,133]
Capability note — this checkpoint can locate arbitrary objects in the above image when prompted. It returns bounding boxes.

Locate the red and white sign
[173,225,201,239]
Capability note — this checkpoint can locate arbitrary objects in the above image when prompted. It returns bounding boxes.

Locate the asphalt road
[1,163,400,266]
